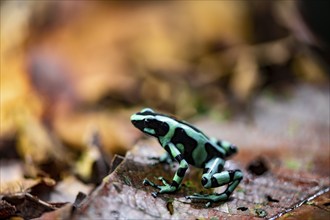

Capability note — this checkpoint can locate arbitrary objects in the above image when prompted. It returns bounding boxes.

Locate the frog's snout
[131,120,137,125]
[131,119,139,127]
[131,114,138,125]
[130,114,136,122]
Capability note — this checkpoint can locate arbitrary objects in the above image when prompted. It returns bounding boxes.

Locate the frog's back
[164,115,208,138]
[170,122,225,167]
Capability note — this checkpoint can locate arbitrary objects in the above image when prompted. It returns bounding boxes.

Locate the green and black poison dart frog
[130,108,243,207]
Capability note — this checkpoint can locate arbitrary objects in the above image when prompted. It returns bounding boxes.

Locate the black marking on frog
[171,127,198,165]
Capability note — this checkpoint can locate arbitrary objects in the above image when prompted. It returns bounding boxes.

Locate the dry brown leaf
[0,177,55,195]
[230,48,259,101]
[16,113,70,166]
[53,110,140,154]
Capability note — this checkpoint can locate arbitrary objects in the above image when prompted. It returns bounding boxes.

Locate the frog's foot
[143,178,161,189]
[143,177,177,197]
[186,193,229,207]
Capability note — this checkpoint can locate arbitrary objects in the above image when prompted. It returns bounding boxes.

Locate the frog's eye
[144,118,154,126]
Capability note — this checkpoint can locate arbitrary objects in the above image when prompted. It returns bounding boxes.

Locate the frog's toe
[142,178,150,186]
[186,193,228,207]
[186,194,213,207]
[151,192,159,198]
[205,201,213,208]
[157,176,171,187]
[158,185,177,194]
[186,194,208,200]
[142,178,161,189]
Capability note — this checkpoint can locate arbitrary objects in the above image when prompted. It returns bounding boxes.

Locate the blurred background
[1,0,329,203]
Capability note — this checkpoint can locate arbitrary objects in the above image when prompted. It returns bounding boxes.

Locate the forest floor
[52,84,329,219]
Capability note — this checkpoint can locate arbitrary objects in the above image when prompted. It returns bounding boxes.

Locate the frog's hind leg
[186,157,243,207]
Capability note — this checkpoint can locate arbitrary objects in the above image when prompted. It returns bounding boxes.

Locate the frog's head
[131,108,170,137]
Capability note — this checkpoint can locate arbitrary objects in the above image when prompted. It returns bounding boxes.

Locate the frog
[130,108,243,207]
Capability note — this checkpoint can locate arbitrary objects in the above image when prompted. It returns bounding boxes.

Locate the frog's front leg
[143,143,188,196]
[186,157,243,207]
